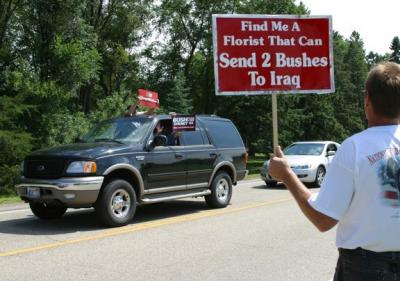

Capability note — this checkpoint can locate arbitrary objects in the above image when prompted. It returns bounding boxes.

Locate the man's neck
[368,118,400,127]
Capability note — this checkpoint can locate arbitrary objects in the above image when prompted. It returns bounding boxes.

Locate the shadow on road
[0,199,209,236]
[251,183,319,190]
[251,183,286,190]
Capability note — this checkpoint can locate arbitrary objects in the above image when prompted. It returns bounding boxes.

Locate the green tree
[327,32,356,140]
[0,0,22,48]
[343,31,368,132]
[165,70,193,114]
[390,36,400,63]
[0,0,154,194]
[366,51,388,68]
[81,0,152,112]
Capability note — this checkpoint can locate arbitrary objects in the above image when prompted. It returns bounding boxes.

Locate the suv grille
[24,159,68,179]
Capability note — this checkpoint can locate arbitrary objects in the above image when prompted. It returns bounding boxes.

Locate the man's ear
[364,91,376,122]
[364,91,371,109]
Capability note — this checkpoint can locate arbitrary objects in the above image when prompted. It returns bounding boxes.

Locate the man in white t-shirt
[269,62,400,281]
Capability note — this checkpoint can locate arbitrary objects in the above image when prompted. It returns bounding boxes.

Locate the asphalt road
[0,179,337,281]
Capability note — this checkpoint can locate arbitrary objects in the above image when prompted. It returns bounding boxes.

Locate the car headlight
[291,164,311,169]
[66,161,97,174]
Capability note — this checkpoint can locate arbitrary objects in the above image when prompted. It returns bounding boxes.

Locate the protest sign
[212,15,334,95]
[172,115,196,132]
[138,89,159,108]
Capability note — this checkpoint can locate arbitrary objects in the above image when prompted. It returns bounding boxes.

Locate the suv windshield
[284,143,324,156]
[81,117,152,144]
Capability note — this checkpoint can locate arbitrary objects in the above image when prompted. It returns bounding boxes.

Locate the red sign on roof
[212,15,334,95]
[138,89,159,108]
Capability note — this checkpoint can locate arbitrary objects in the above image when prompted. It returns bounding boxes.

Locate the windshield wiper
[94,138,123,144]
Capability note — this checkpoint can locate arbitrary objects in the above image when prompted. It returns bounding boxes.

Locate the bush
[0,131,33,196]
[0,165,20,196]
[247,155,267,175]
[0,130,33,164]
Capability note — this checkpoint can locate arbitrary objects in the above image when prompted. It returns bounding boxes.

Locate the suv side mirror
[327,150,336,156]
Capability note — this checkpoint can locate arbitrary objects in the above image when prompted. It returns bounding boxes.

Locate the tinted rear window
[204,120,244,148]
[180,129,206,145]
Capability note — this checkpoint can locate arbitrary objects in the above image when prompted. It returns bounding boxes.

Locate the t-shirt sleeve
[308,139,356,221]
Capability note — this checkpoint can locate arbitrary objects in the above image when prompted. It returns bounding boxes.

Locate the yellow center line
[0,197,292,257]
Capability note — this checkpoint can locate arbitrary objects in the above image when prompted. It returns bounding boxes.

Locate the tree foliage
[0,0,394,194]
[165,70,193,114]
[390,36,400,63]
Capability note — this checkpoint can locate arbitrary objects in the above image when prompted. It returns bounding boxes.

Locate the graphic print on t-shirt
[377,156,400,207]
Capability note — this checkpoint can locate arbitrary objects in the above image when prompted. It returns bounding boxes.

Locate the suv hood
[29,142,143,159]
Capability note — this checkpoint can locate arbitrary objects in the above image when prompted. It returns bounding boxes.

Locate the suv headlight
[66,161,97,174]
[291,164,311,169]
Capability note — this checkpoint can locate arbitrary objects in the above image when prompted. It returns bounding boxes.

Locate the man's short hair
[366,62,400,119]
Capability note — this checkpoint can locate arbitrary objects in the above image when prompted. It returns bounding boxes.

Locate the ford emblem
[36,165,45,172]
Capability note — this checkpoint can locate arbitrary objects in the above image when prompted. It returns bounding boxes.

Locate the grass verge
[247,154,266,175]
[245,173,260,180]
[0,195,22,205]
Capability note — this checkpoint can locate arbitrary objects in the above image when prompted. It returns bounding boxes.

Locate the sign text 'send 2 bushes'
[212,15,334,95]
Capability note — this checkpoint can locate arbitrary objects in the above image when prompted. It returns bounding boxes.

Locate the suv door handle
[209,152,217,157]
[175,153,184,159]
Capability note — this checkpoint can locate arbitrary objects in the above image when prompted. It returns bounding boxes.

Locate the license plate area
[26,187,41,199]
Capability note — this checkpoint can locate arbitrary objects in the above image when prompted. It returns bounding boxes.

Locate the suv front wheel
[205,171,232,208]
[95,179,137,227]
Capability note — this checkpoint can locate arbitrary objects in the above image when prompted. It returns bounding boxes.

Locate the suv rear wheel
[95,179,137,227]
[205,171,232,208]
[29,202,67,219]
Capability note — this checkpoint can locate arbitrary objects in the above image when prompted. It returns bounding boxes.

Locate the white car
[260,141,341,187]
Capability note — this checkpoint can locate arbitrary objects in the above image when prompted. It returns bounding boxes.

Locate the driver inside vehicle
[153,121,176,146]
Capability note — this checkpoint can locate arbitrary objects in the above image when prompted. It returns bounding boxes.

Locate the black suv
[16,115,248,227]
